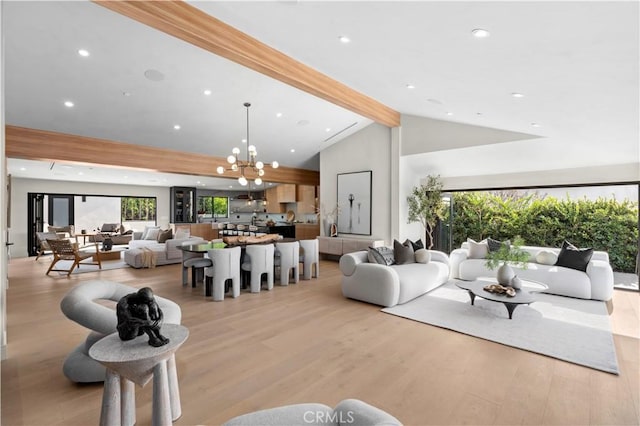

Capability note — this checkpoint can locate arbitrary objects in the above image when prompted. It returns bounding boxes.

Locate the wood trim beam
[93,0,400,128]
[5,126,319,186]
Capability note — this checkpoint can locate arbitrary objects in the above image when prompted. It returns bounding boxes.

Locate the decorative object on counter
[337,170,372,235]
[286,210,295,223]
[483,283,517,297]
[407,174,445,249]
[216,102,279,186]
[101,237,113,251]
[223,233,281,245]
[510,275,522,290]
[116,287,169,347]
[330,223,338,237]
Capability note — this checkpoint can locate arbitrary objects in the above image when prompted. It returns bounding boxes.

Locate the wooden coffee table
[456,278,548,319]
[92,247,125,261]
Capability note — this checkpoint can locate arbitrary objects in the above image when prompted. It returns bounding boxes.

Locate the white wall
[10,178,170,258]
[320,123,392,244]
[1,0,7,360]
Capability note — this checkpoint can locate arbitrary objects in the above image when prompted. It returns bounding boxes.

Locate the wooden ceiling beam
[5,126,319,186]
[93,0,400,128]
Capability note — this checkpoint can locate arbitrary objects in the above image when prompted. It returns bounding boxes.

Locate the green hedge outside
[450,192,639,273]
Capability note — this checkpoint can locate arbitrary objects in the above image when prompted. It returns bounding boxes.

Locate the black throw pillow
[555,240,593,272]
[487,238,511,252]
[394,239,415,265]
[405,238,424,251]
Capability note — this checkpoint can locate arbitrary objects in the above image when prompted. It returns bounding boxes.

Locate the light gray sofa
[340,250,450,308]
[124,236,205,268]
[450,242,614,301]
[223,398,402,426]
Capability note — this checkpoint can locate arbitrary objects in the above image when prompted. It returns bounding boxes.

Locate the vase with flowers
[484,236,530,287]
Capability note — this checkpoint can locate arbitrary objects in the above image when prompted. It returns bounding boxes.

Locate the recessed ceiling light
[173,125,181,130]
[123,175,128,179]
[476,112,483,116]
[290,149,295,153]
[276,112,283,118]
[64,101,74,108]
[511,92,524,98]
[325,128,331,132]
[122,91,132,97]
[446,112,453,116]
[338,35,351,43]
[77,49,90,57]
[241,138,247,143]
[297,120,310,126]
[471,28,490,38]
[19,167,26,171]
[144,69,165,82]
[203,89,212,96]
[406,84,416,89]
[78,172,84,176]
[229,185,233,188]
[531,123,541,127]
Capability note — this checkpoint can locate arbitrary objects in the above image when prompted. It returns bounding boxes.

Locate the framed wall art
[337,170,372,235]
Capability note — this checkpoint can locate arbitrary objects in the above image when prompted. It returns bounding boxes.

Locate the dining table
[177,237,297,294]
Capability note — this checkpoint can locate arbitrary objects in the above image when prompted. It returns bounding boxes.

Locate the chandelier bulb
[248,145,256,154]
[227,155,236,164]
[231,164,238,171]
[271,161,279,169]
[216,166,225,174]
[238,176,248,186]
[232,147,241,155]
[254,177,263,185]
[258,169,265,176]
[255,161,264,170]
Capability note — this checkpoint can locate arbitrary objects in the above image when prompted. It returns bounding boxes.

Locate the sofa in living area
[124,226,204,268]
[449,239,614,301]
[340,239,450,308]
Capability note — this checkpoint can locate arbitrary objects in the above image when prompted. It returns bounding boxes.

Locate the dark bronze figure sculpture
[116,287,169,347]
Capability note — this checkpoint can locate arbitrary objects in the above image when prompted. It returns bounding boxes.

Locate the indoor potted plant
[484,236,530,287]
[407,175,445,249]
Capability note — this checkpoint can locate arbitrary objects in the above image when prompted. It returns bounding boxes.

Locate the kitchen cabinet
[173,223,219,241]
[170,187,196,223]
[296,185,317,214]
[265,187,285,213]
[295,224,320,240]
[276,184,296,203]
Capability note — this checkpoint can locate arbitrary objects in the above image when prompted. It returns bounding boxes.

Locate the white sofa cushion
[467,238,489,259]
[415,248,431,264]
[536,250,558,265]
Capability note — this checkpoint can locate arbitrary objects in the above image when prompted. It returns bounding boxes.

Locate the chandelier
[216,102,279,186]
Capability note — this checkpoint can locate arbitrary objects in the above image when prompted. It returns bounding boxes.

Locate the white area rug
[52,252,129,275]
[382,281,619,374]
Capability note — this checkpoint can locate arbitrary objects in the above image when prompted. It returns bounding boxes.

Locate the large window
[121,197,157,221]
[197,196,229,219]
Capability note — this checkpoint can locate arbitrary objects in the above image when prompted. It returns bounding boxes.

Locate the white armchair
[241,244,275,293]
[299,239,319,280]
[275,241,300,286]
[206,246,241,301]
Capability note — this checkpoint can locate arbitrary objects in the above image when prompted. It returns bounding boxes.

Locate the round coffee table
[456,278,548,319]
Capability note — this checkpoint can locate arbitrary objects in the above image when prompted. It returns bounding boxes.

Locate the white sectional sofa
[340,250,450,308]
[124,235,205,268]
[450,242,614,301]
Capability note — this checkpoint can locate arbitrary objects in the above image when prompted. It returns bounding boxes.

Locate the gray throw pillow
[394,239,415,265]
[368,246,395,266]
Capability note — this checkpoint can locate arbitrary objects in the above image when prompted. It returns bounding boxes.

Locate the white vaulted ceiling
[4,1,639,187]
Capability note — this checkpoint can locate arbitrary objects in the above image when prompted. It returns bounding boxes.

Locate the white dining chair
[241,244,275,293]
[299,239,320,280]
[205,246,241,301]
[275,241,300,286]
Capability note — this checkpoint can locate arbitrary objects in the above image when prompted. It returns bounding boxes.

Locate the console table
[89,324,189,426]
[318,236,384,256]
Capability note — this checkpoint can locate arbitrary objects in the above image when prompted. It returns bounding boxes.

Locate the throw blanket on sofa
[141,247,157,268]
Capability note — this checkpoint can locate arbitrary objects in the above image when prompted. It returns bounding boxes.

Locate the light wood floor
[2,257,639,425]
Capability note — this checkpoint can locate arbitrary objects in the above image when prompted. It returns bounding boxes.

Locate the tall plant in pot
[407,175,445,249]
[485,236,530,287]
